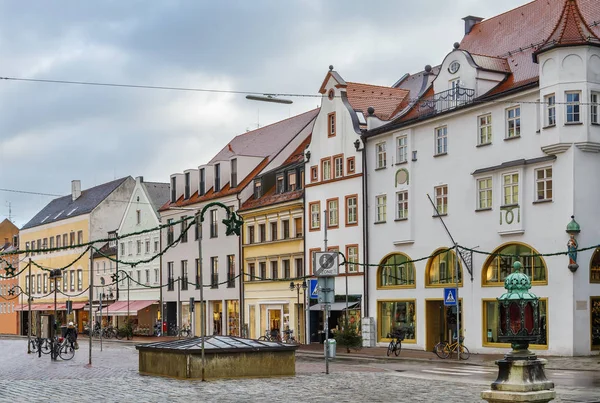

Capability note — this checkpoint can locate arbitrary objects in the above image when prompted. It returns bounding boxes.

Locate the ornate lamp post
[481,261,555,402]
[290,280,307,343]
[566,215,580,273]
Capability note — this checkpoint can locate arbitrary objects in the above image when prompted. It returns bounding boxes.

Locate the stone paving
[0,339,598,403]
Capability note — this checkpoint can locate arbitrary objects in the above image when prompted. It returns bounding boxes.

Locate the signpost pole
[323,209,329,375]
[455,244,460,361]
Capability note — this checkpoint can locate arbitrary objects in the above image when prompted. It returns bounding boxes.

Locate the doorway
[267,308,281,338]
[425,299,463,351]
[213,301,222,335]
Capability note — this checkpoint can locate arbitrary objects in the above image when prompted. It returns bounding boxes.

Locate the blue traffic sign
[444,287,458,306]
[309,279,319,299]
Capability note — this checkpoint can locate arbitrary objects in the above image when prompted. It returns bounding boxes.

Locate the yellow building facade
[240,141,308,343]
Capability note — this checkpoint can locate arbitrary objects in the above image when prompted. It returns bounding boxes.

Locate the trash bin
[324,339,336,359]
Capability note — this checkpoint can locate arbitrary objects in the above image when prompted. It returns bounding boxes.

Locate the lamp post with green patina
[481,261,555,403]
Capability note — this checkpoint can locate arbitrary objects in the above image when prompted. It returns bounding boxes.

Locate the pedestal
[481,354,556,402]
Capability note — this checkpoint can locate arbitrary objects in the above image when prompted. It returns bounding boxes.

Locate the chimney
[462,15,483,35]
[136,176,144,185]
[71,180,81,201]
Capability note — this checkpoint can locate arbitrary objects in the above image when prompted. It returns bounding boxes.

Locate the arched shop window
[425,248,462,287]
[377,253,415,288]
[589,248,600,283]
[482,243,547,286]
[483,298,548,348]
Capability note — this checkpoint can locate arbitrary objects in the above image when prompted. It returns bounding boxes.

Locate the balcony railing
[227,273,235,288]
[417,86,475,119]
[167,277,174,291]
[211,274,218,288]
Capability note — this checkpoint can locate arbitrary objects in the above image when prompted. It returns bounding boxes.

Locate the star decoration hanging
[223,211,244,236]
[111,272,119,283]
[8,287,15,296]
[4,265,15,277]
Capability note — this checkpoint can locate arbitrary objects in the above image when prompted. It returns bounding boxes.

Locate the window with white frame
[535,167,552,201]
[477,177,492,209]
[334,156,343,178]
[322,159,331,181]
[327,199,339,227]
[435,126,447,154]
[310,202,320,229]
[346,196,357,225]
[376,142,387,168]
[347,245,358,273]
[591,92,599,124]
[396,136,408,163]
[545,94,556,126]
[396,191,408,219]
[376,195,387,222]
[502,173,519,205]
[565,91,581,123]
[478,114,492,145]
[506,106,521,138]
[434,185,448,215]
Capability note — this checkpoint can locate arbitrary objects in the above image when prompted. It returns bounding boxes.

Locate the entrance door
[425,299,463,351]
[267,309,281,338]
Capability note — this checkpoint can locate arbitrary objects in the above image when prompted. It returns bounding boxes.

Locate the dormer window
[171,177,177,203]
[199,168,206,196]
[230,158,238,188]
[254,180,262,199]
[276,174,285,194]
[214,164,221,192]
[288,172,297,191]
[184,172,190,199]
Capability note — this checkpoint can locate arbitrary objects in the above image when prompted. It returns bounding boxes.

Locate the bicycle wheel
[459,345,470,360]
[434,342,449,359]
[387,341,395,357]
[59,343,75,360]
[180,329,189,338]
[257,336,268,341]
[41,339,52,355]
[29,339,39,353]
[394,340,402,356]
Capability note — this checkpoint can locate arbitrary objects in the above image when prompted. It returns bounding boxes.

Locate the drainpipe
[236,193,244,337]
[361,135,369,318]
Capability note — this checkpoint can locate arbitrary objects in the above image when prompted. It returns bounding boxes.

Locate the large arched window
[482,243,547,286]
[377,253,415,288]
[425,248,462,287]
[590,248,600,283]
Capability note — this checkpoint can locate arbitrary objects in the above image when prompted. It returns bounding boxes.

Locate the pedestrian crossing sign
[309,279,319,300]
[444,287,458,306]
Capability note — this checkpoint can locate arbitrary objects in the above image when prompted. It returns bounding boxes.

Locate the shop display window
[378,300,416,342]
[483,299,547,347]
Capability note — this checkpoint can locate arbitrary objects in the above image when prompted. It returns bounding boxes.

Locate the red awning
[14,302,87,311]
[104,300,157,316]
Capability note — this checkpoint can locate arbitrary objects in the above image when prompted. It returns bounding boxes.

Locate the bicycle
[51,336,75,360]
[29,337,51,354]
[433,336,470,360]
[386,331,405,357]
[282,329,297,344]
[258,329,281,342]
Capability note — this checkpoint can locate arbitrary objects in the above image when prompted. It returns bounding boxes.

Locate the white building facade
[363,0,600,356]
[160,110,318,337]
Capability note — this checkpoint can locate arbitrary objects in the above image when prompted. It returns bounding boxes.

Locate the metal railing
[417,86,475,118]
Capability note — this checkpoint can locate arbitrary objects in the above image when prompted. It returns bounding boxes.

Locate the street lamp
[481,261,555,402]
[290,281,307,344]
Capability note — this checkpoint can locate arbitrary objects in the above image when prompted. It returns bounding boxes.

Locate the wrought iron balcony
[417,86,475,118]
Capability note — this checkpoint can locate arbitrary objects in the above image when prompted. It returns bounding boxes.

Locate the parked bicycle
[29,337,51,354]
[433,336,470,360]
[168,325,191,338]
[258,329,281,342]
[386,329,405,357]
[282,329,297,344]
[50,335,76,360]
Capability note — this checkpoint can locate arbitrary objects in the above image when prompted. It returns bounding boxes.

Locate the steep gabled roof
[142,182,170,213]
[346,82,410,121]
[209,109,318,163]
[22,177,131,230]
[533,0,600,61]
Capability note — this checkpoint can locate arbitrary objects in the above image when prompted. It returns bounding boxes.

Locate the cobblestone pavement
[0,340,598,403]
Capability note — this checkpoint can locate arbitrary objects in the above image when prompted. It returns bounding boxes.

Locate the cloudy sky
[0,0,526,228]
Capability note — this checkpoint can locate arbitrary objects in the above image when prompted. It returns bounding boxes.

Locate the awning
[14,302,86,311]
[309,302,360,312]
[103,300,157,316]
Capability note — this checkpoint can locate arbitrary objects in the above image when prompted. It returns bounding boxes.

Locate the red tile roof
[460,0,600,89]
[345,82,410,121]
[470,54,511,73]
[209,109,318,163]
[533,0,600,60]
